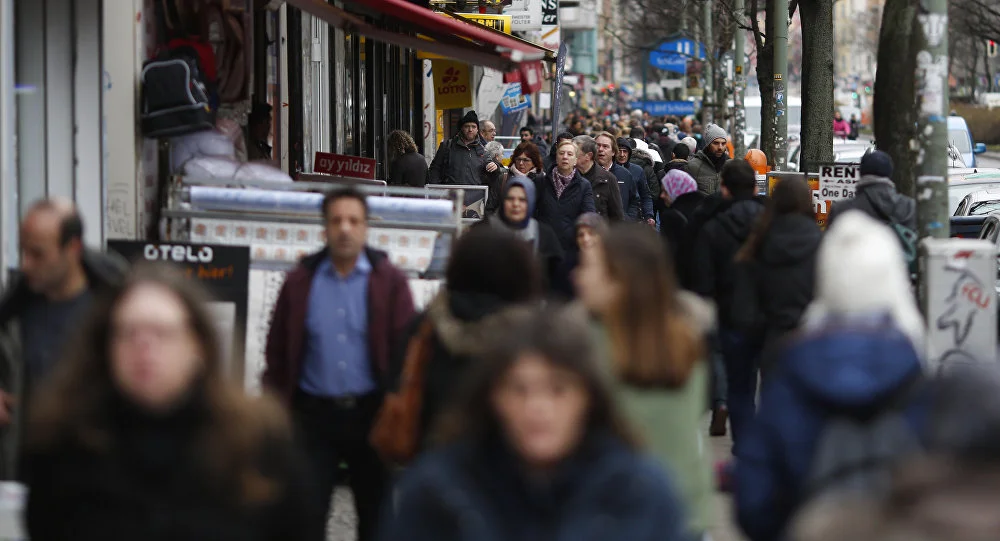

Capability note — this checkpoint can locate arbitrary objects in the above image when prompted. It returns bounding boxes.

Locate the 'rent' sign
[818,163,860,201]
[313,152,377,180]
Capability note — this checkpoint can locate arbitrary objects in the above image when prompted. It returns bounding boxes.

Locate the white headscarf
[800,210,926,362]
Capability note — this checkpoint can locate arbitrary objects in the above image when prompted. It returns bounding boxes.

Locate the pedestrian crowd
[0,107,994,541]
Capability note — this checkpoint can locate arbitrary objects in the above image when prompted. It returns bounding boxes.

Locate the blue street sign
[500,83,531,114]
[630,101,697,116]
[648,38,706,74]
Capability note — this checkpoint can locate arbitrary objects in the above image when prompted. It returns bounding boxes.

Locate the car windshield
[969,200,1000,216]
[949,130,972,154]
[950,184,1000,214]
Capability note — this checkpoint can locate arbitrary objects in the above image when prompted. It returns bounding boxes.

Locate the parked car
[948,115,988,168]
[949,170,1000,214]
[786,140,873,171]
[954,187,1000,217]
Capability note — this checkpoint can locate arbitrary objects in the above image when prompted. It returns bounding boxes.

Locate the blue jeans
[719,328,761,457]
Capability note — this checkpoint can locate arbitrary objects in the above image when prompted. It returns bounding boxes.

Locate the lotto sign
[432,60,473,109]
[768,173,830,229]
[818,163,860,201]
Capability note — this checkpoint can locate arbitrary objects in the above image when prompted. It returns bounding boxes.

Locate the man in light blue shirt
[264,188,415,541]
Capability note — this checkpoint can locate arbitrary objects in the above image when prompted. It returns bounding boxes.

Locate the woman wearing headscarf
[658,169,706,277]
[477,176,564,292]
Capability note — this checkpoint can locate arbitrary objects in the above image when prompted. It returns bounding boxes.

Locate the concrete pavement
[325,416,746,541]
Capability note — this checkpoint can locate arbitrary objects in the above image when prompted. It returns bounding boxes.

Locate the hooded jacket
[826,175,917,232]
[427,135,486,186]
[630,149,660,209]
[732,213,822,353]
[735,322,930,541]
[408,293,534,440]
[690,196,766,326]
[685,151,727,195]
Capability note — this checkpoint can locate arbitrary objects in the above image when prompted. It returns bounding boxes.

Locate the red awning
[285,0,548,72]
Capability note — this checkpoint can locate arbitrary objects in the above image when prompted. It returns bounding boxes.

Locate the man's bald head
[20,199,85,297]
[480,120,497,142]
[24,198,84,247]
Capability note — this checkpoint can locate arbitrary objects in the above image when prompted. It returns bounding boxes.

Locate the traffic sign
[629,101,696,116]
[648,38,706,75]
[989,40,998,58]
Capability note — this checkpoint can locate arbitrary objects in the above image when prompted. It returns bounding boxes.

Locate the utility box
[921,238,998,374]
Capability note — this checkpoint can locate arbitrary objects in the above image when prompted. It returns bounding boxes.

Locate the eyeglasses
[514,157,533,163]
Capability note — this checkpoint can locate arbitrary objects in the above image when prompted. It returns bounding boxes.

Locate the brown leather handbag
[370,320,436,465]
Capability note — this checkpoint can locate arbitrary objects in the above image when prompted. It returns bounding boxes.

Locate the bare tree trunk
[798,0,835,171]
[873,0,919,196]
[755,0,778,165]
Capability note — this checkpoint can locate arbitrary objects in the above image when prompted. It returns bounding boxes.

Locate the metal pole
[732,0,746,158]
[772,0,789,170]
[642,55,648,103]
[914,6,949,240]
[702,0,714,126]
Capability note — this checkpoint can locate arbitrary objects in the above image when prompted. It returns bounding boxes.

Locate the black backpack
[140,41,217,138]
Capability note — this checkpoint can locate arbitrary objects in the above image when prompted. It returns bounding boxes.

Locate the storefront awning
[286,0,549,73]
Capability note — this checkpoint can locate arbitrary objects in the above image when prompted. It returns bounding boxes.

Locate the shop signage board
[313,152,378,180]
[500,83,532,114]
[431,59,473,109]
[817,162,861,201]
[418,14,513,60]
[541,0,559,50]
[507,0,542,31]
[767,172,829,229]
[106,241,250,378]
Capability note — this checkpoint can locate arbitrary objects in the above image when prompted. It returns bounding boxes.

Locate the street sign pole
[914,3,949,242]
[702,0,714,126]
[733,0,746,158]
[773,0,789,170]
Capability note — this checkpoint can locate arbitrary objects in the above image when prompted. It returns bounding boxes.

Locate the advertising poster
[432,59,472,110]
[767,173,829,229]
[107,241,251,379]
[817,163,861,202]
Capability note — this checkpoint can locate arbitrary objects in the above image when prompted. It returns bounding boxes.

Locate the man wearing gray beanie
[685,123,731,195]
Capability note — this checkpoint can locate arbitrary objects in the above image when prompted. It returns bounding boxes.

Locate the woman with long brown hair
[381,306,689,541]
[732,176,822,368]
[386,129,427,187]
[574,223,716,539]
[23,263,322,541]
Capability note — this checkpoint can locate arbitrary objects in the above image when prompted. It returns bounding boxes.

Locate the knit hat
[704,123,728,145]
[681,136,697,154]
[459,110,479,129]
[575,212,608,235]
[661,170,699,201]
[859,150,894,178]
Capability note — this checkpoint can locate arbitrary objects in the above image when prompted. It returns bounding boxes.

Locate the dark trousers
[719,328,761,457]
[292,390,387,541]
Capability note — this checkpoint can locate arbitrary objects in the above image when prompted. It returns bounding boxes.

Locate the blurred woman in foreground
[575,223,716,538]
[381,307,688,541]
[24,264,321,541]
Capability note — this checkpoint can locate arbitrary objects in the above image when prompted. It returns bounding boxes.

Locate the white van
[948,115,987,168]
[741,95,802,149]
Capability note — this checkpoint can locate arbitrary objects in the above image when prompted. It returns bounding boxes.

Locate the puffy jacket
[630,150,661,206]
[690,196,766,327]
[736,322,930,541]
[826,175,917,231]
[382,432,690,541]
[580,164,625,221]
[427,136,486,186]
[732,213,822,354]
[535,171,596,253]
[685,152,727,195]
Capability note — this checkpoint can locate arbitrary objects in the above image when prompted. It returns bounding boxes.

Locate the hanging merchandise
[140,42,218,137]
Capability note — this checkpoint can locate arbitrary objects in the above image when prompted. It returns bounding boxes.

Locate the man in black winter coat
[826,150,916,231]
[690,159,765,457]
[427,110,487,186]
[574,136,625,221]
